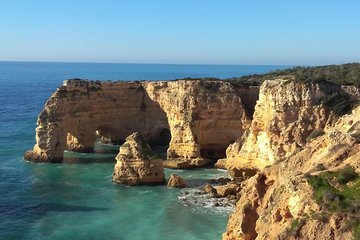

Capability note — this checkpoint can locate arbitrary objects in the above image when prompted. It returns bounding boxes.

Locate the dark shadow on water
[0,202,110,220]
[30,202,110,214]
[62,149,118,163]
[185,179,222,188]
[63,157,116,164]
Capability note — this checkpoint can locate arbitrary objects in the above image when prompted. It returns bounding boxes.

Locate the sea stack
[112,132,165,185]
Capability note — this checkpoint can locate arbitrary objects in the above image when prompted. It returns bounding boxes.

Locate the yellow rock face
[25,79,253,165]
[226,78,341,172]
[223,101,360,240]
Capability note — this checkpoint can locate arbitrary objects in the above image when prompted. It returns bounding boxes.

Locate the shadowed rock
[112,132,165,186]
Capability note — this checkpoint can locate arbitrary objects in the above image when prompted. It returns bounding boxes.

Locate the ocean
[0,62,291,240]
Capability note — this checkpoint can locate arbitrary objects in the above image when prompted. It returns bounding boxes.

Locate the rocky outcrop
[226,78,343,173]
[203,181,240,199]
[25,79,253,166]
[214,158,227,169]
[213,182,240,198]
[112,132,164,185]
[143,80,252,167]
[167,173,187,188]
[223,105,360,240]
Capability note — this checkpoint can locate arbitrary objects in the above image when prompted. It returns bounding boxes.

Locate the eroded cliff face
[25,80,169,162]
[223,105,360,240]
[143,81,251,167]
[25,79,252,165]
[226,78,341,172]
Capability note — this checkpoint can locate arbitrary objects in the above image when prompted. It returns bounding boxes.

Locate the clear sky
[0,0,359,65]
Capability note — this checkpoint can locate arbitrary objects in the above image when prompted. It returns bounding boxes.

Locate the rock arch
[25,79,254,166]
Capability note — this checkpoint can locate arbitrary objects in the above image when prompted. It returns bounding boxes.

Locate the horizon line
[0,59,304,67]
[0,59,358,67]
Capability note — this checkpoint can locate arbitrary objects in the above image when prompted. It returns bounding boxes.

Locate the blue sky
[0,0,359,65]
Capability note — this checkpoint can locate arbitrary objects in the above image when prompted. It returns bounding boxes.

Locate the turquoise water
[0,62,291,239]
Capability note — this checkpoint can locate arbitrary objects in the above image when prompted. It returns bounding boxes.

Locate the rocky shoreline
[25,73,360,239]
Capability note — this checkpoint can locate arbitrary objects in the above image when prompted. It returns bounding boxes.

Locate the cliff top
[226,62,360,87]
[64,63,360,88]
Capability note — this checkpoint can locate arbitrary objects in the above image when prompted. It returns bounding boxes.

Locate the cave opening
[200,147,227,165]
[63,131,117,163]
[149,128,171,160]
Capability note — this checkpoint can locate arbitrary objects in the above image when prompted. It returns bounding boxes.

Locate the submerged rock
[167,173,187,188]
[112,132,165,186]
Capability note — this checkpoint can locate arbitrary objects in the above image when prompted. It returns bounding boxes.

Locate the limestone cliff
[112,132,164,185]
[226,78,343,173]
[25,79,252,165]
[223,105,360,239]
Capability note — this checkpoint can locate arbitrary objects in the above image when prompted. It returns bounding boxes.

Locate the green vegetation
[177,77,221,82]
[225,63,360,86]
[305,166,360,237]
[306,166,360,210]
[200,80,221,92]
[178,63,360,87]
[289,218,306,236]
[321,91,352,117]
[353,221,360,240]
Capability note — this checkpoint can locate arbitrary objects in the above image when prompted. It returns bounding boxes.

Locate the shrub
[306,167,360,237]
[338,166,358,185]
[321,92,352,117]
[201,81,220,92]
[289,218,306,236]
[225,63,360,87]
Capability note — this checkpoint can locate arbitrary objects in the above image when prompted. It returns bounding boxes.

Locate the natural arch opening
[64,132,115,163]
[61,84,172,163]
[65,132,96,153]
[149,128,171,160]
[149,128,171,146]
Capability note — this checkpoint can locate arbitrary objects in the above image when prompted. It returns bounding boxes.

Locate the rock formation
[112,132,164,185]
[23,73,360,239]
[214,158,227,169]
[226,78,343,174]
[167,173,187,188]
[142,80,252,167]
[223,88,360,239]
[24,79,254,167]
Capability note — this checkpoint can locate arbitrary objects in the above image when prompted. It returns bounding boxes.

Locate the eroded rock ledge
[25,79,255,165]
